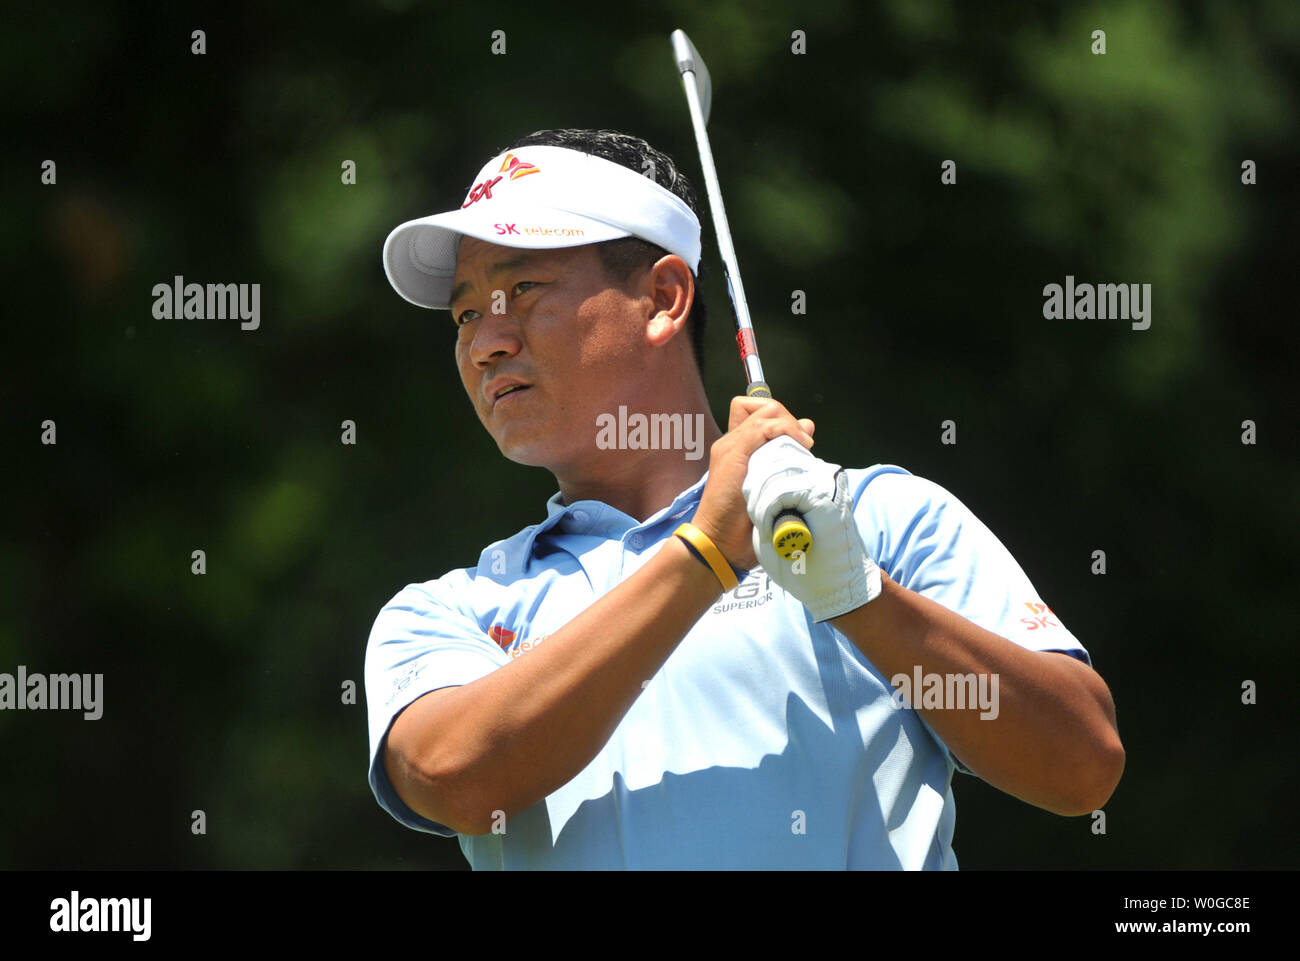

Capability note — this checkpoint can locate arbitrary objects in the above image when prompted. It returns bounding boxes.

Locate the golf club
[671,28,812,562]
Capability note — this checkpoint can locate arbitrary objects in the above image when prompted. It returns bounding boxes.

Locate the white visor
[383,145,702,309]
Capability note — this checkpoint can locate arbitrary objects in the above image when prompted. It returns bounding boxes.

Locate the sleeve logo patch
[387,662,429,707]
[1020,602,1060,631]
[507,635,548,659]
[489,623,549,658]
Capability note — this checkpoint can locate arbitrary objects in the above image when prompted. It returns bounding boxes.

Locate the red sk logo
[1019,602,1060,631]
[462,175,503,209]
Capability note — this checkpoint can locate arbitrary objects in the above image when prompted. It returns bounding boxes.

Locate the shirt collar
[522,472,709,557]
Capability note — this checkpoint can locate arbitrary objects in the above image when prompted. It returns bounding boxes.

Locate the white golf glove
[743,437,882,622]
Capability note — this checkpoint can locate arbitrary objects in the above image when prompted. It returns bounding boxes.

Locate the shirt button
[573,509,589,524]
[630,533,644,550]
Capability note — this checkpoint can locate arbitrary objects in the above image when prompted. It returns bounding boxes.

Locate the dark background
[3,0,1296,869]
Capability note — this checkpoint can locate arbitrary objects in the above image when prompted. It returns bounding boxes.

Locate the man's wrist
[660,533,730,605]
[810,563,883,623]
[828,567,891,628]
[673,522,741,592]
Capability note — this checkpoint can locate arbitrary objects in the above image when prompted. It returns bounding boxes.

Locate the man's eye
[454,284,536,326]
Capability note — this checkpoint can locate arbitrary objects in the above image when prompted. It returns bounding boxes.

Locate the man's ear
[644,254,694,348]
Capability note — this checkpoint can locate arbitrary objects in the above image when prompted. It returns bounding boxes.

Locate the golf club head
[670,29,712,124]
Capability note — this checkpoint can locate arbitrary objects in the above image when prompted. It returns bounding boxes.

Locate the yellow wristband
[673,523,739,592]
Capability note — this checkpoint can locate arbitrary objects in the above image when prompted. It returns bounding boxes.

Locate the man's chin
[495,436,558,469]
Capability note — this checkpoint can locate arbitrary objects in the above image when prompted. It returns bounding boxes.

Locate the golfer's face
[450,236,645,468]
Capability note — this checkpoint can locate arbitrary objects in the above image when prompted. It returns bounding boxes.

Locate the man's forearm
[830,572,1125,815]
[387,534,722,833]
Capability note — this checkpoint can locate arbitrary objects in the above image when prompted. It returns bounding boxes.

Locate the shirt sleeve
[848,466,1093,775]
[364,575,511,836]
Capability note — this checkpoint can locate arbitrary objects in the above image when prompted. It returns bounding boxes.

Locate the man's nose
[470,310,522,367]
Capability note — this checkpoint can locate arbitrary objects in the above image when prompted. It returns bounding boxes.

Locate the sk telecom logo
[488,624,516,649]
[461,155,540,208]
[1020,602,1060,631]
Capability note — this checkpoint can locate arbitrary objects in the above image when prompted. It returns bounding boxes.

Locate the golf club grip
[744,386,813,560]
[772,508,812,561]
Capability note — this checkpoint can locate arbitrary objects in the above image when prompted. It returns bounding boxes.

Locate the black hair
[501,128,708,378]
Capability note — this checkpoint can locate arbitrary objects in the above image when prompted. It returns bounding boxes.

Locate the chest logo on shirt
[711,570,776,615]
[1020,602,1060,630]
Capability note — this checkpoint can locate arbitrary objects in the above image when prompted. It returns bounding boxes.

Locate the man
[365,128,1124,869]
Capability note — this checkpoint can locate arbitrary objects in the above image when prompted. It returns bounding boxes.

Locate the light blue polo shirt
[364,464,1091,869]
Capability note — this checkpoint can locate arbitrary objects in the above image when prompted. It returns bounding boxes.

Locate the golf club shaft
[676,67,769,398]
[673,32,811,561]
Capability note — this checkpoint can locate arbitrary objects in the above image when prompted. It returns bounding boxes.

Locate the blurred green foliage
[3,0,1296,869]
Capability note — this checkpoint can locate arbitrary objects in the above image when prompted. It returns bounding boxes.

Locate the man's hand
[744,445,882,622]
[692,397,815,572]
